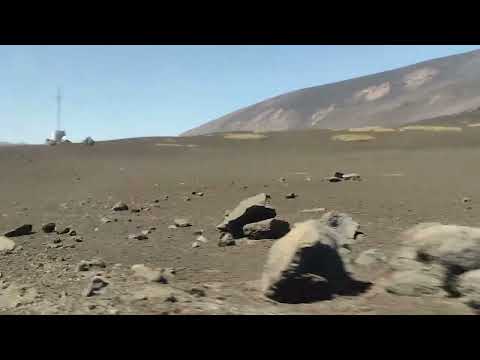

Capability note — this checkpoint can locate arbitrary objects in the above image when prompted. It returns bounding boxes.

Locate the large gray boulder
[399,223,480,272]
[261,219,370,303]
[217,193,276,238]
[456,270,480,308]
[385,265,447,297]
[386,223,480,304]
[243,218,290,240]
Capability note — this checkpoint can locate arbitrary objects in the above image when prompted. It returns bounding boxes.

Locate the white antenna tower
[56,87,62,130]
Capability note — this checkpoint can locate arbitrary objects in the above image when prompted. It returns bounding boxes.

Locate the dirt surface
[2,126,480,314]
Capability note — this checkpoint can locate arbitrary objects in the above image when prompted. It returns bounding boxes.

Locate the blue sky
[1,45,480,144]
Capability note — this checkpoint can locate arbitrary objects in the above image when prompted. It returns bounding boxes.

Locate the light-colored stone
[131,264,168,283]
[319,211,362,248]
[385,266,446,297]
[400,223,480,271]
[174,218,191,228]
[456,270,480,308]
[243,218,290,240]
[0,236,16,252]
[262,219,366,303]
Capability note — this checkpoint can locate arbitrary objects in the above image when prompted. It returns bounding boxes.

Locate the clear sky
[1,45,480,144]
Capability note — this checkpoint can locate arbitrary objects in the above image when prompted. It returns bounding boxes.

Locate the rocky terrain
[3,119,480,314]
[182,49,480,136]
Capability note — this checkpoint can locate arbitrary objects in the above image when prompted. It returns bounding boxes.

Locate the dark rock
[243,219,291,240]
[328,177,342,183]
[189,288,206,297]
[218,233,236,247]
[84,276,108,297]
[4,224,33,238]
[131,208,141,213]
[112,202,129,211]
[42,223,56,233]
[216,193,276,238]
[285,193,298,199]
[57,227,70,235]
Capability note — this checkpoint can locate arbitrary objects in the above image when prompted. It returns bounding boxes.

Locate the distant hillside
[182,49,480,136]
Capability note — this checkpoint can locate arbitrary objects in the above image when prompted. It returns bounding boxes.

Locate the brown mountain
[181,49,480,136]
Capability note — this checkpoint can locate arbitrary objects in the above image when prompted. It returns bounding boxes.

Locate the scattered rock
[462,197,472,204]
[354,249,387,266]
[42,223,56,233]
[342,173,361,181]
[196,235,208,243]
[285,193,298,199]
[300,208,326,214]
[141,230,151,236]
[457,270,480,308]
[385,266,446,297]
[261,219,370,303]
[217,193,276,238]
[243,218,290,240]
[334,172,344,178]
[189,288,206,297]
[168,225,177,229]
[131,208,141,213]
[76,258,106,272]
[53,238,62,244]
[327,177,342,183]
[131,264,168,283]
[57,227,70,235]
[218,233,235,247]
[184,197,191,202]
[0,236,16,252]
[129,285,178,303]
[279,177,287,183]
[193,229,204,236]
[112,202,129,211]
[101,217,112,224]
[128,234,149,240]
[192,241,200,248]
[68,230,77,236]
[4,224,33,237]
[400,223,480,272]
[174,218,192,228]
[84,276,108,297]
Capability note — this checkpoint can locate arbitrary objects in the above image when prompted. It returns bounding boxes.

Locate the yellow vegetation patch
[223,133,267,140]
[400,126,463,132]
[331,134,376,142]
[348,126,397,133]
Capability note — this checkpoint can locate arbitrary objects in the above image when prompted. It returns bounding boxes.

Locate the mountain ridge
[181,49,480,136]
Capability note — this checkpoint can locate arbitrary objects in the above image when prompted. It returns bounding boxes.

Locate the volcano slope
[182,49,480,136]
[2,122,480,314]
